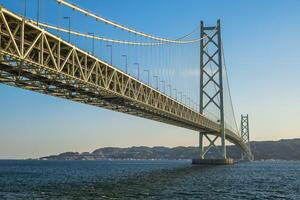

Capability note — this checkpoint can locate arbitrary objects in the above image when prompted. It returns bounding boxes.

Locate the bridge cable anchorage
[56,0,211,44]
[32,21,209,46]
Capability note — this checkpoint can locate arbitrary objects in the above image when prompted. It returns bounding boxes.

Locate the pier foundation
[192,158,234,165]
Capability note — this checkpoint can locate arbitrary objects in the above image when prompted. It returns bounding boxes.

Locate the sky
[0,0,300,159]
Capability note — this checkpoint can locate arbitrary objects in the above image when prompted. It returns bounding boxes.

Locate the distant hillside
[40,138,300,161]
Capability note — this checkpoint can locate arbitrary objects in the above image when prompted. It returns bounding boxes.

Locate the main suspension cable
[32,20,207,46]
[57,0,203,44]
[221,42,239,133]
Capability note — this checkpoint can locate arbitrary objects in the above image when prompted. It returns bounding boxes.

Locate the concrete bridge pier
[192,131,234,165]
[192,158,234,165]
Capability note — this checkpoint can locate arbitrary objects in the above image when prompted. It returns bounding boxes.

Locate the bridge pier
[192,158,234,165]
[193,132,234,165]
[199,132,204,159]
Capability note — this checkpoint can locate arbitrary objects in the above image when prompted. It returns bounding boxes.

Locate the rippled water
[0,160,299,199]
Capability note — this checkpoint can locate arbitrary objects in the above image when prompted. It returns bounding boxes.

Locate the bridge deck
[0,7,250,155]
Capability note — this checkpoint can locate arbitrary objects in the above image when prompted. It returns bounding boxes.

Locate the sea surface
[0,160,299,199]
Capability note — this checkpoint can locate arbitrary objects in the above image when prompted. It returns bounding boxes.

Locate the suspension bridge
[0,0,253,163]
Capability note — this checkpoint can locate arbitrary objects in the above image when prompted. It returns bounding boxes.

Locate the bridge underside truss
[0,7,251,156]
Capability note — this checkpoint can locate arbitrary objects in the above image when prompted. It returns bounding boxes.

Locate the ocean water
[0,160,299,199]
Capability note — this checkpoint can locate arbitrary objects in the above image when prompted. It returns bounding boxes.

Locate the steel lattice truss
[241,114,252,160]
[0,7,251,156]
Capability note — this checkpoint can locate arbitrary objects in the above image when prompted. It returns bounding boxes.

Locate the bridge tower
[240,114,253,160]
[198,20,228,161]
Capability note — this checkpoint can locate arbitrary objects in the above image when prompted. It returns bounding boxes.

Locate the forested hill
[39,138,300,161]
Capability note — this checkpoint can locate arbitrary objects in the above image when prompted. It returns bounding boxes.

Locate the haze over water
[0,160,299,199]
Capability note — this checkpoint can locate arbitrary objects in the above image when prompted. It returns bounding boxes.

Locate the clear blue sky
[0,0,300,159]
